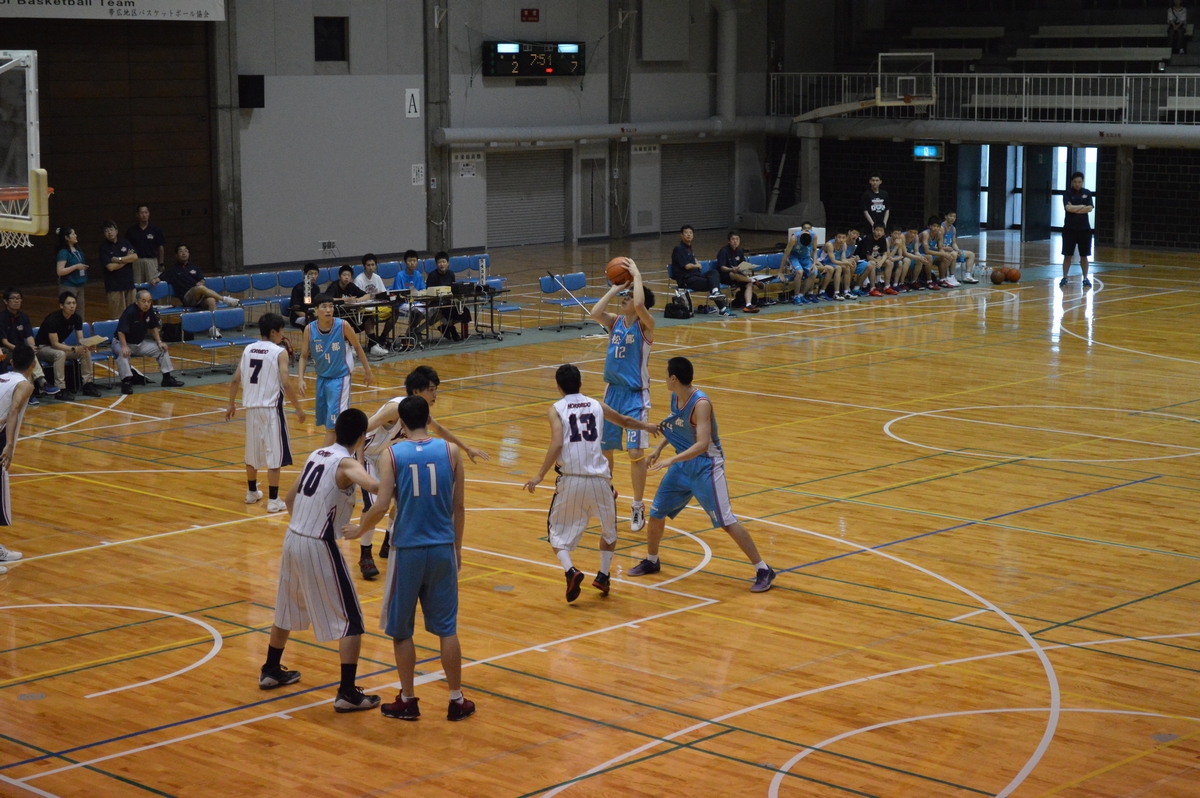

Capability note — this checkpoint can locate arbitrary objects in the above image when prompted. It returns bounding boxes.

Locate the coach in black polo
[114,289,184,395]
[126,205,165,287]
[1061,171,1095,289]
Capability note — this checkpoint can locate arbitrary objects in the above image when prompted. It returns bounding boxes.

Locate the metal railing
[770,73,1200,124]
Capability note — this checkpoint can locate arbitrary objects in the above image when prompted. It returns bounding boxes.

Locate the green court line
[204,616,394,668]
[0,731,177,797]
[1034,577,1200,635]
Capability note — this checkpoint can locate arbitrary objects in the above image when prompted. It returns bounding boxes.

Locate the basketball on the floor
[1005,268,1021,283]
[606,257,631,285]
[990,269,1006,285]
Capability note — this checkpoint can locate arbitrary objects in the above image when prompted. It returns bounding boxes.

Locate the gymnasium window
[1051,147,1067,229]
[314,17,349,62]
[979,144,989,227]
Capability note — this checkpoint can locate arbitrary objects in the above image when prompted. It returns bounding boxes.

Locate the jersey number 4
[567,413,598,443]
[409,463,438,497]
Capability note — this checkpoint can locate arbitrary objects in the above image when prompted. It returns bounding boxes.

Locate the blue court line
[0,656,438,772]
[778,475,1160,574]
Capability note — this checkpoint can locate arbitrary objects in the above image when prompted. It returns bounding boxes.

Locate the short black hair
[334,408,369,447]
[303,262,320,275]
[11,344,34,372]
[403,249,419,261]
[680,224,694,234]
[176,243,188,253]
[102,220,117,232]
[338,265,353,276]
[313,292,333,306]
[667,356,694,385]
[873,223,885,231]
[258,312,285,338]
[869,172,882,180]
[435,251,449,262]
[1070,171,1085,182]
[641,285,656,310]
[405,365,440,395]
[555,363,582,394]
[58,290,77,305]
[799,232,813,247]
[361,253,377,266]
[397,395,430,431]
[927,214,942,226]
[726,230,740,241]
[4,287,20,301]
[137,204,149,212]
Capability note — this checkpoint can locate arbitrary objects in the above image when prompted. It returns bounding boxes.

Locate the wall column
[796,124,820,205]
[608,0,636,239]
[924,161,940,222]
[209,3,242,273]
[424,0,450,252]
[1113,145,1133,249]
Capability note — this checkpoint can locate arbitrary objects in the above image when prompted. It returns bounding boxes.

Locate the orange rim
[0,186,54,202]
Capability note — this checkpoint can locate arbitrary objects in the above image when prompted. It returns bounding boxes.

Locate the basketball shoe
[565,567,584,602]
[630,503,646,532]
[360,553,379,579]
[627,558,661,576]
[448,697,476,722]
[334,687,381,713]
[381,695,420,720]
[751,567,777,593]
[245,489,263,504]
[266,497,286,513]
[259,665,301,689]
[592,571,611,596]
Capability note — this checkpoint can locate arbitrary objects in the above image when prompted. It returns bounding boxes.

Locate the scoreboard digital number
[912,142,945,162]
[483,41,586,77]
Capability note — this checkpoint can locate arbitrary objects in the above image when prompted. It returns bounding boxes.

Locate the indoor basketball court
[2,3,1200,798]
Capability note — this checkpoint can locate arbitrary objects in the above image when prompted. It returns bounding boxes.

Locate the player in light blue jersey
[297,293,373,446]
[354,394,475,722]
[941,210,978,283]
[590,258,656,533]
[628,357,776,593]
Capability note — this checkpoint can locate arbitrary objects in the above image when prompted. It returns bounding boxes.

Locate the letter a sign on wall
[405,89,421,119]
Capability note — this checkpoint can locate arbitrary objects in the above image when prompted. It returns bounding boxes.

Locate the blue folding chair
[486,277,522,336]
[213,307,258,349]
[537,272,595,331]
[421,258,437,274]
[181,311,230,373]
[224,274,269,312]
[317,268,332,285]
[250,272,279,301]
[204,275,225,294]
[352,264,364,279]
[87,320,119,385]
[378,261,400,281]
[276,270,304,290]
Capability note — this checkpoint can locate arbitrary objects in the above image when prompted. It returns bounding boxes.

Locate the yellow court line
[0,631,218,689]
[1034,725,1200,797]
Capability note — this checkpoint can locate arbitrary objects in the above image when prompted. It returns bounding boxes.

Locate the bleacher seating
[1011,47,1172,62]
[1031,24,1193,39]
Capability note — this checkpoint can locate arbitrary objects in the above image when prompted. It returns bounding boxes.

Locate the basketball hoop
[0,185,53,248]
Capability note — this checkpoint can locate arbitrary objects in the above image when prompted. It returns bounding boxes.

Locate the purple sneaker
[627,558,661,577]
[750,567,776,593]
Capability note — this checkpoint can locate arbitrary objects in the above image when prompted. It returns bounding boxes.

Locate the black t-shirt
[857,234,888,261]
[0,311,34,348]
[861,190,889,225]
[125,223,166,260]
[36,310,84,347]
[116,304,161,346]
[670,243,697,282]
[328,279,366,300]
[162,261,205,298]
[289,281,327,318]
[716,245,746,271]
[427,268,456,287]
[1063,188,1095,231]
[100,239,137,293]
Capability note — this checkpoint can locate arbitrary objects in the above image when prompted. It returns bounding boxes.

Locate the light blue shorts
[602,384,650,451]
[314,375,351,429]
[649,456,737,528]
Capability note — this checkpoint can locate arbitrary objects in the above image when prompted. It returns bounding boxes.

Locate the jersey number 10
[567,413,598,443]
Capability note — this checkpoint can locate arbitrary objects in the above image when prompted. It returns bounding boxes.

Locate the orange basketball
[1005,268,1021,283]
[606,257,631,285]
[990,269,1006,285]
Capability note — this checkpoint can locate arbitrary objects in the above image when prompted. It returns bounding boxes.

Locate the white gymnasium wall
[235,0,426,266]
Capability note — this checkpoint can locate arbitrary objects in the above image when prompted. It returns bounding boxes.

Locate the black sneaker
[1059,277,1068,288]
[627,558,661,577]
[121,379,134,395]
[161,373,184,387]
[447,697,476,722]
[592,571,610,597]
[81,383,102,398]
[334,686,381,713]
[56,390,75,402]
[565,567,584,603]
[360,555,379,579]
[381,695,420,720]
[751,567,776,593]
[378,531,390,559]
[259,665,301,689]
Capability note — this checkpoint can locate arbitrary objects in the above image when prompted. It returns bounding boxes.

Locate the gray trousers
[115,339,173,380]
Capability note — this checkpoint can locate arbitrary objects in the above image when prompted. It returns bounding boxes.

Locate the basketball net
[0,194,32,248]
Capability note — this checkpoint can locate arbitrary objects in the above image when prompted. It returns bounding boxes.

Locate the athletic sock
[449,689,464,703]
[264,644,283,670]
[631,500,644,509]
[247,479,257,493]
[647,553,659,564]
[753,560,768,572]
[360,543,372,559]
[401,691,415,701]
[556,550,574,571]
[268,485,279,500]
[599,550,614,574]
[339,663,357,694]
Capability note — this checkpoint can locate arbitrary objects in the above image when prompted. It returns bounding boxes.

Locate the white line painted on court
[950,608,990,622]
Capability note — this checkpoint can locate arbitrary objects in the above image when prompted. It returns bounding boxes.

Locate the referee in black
[1061,171,1095,289]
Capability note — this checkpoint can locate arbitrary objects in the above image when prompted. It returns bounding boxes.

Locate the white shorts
[273,532,365,642]
[245,406,293,470]
[547,474,618,551]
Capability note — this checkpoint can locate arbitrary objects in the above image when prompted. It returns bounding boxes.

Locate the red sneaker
[883,286,898,295]
[927,282,941,291]
[868,288,882,297]
[447,697,476,721]
[381,695,420,720]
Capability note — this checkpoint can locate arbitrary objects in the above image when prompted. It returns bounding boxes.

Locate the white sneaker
[210,326,223,339]
[0,545,22,562]
[0,564,6,574]
[369,344,388,358]
[245,489,263,504]
[962,274,979,284]
[222,296,241,308]
[944,275,960,287]
[631,504,646,532]
[709,288,722,298]
[267,497,286,513]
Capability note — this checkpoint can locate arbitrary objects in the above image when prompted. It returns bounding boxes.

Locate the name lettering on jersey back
[567,402,591,410]
[317,449,332,456]
[250,347,270,355]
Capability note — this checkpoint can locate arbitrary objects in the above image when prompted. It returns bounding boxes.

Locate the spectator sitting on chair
[1170,0,1189,54]
[354,253,394,355]
[289,263,323,330]
[125,205,165,287]
[328,265,379,355]
[393,249,428,333]
[35,291,102,400]
[115,289,184,395]
[55,226,90,322]
[161,245,242,339]
[100,221,138,321]
[426,251,472,341]
[716,232,759,314]
[671,225,730,316]
[0,288,57,401]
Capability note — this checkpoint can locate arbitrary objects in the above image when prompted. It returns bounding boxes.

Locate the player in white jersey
[522,364,658,602]
[590,257,656,533]
[259,408,382,713]
[356,365,488,579]
[0,345,35,574]
[226,313,305,512]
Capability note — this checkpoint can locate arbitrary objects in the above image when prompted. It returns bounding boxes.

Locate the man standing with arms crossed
[355,395,475,722]
[125,205,164,287]
[1061,171,1095,289]
[590,258,655,533]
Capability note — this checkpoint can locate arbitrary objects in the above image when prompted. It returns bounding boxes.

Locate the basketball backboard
[0,50,49,245]
[877,53,936,107]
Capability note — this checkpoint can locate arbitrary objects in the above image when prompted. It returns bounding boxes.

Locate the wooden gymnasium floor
[2,232,1200,798]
